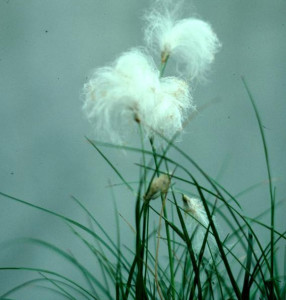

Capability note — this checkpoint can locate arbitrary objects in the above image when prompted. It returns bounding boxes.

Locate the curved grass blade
[241,76,276,299]
[0,278,91,299]
[70,196,118,252]
[171,190,203,300]
[86,137,134,194]
[34,284,75,300]
[16,238,105,298]
[0,190,123,297]
[85,138,276,297]
[69,226,118,293]
[241,233,253,300]
[39,272,76,300]
[0,267,97,299]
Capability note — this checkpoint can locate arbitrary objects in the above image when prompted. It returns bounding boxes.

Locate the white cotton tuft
[82,48,194,143]
[144,1,221,81]
[182,195,215,255]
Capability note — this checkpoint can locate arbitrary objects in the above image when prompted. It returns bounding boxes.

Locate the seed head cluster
[82,0,220,143]
[83,49,193,143]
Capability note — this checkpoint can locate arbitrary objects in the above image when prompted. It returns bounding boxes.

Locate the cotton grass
[144,173,171,201]
[2,1,282,299]
[182,194,215,254]
[82,0,220,143]
[82,48,194,143]
[144,0,221,80]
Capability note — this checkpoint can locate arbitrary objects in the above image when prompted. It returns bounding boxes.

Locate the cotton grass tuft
[144,0,221,81]
[82,48,194,143]
[182,194,215,254]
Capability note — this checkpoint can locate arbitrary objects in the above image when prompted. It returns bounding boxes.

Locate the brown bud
[161,50,170,64]
[144,174,171,201]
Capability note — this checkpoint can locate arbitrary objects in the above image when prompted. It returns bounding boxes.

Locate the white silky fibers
[182,195,215,255]
[82,49,194,143]
[144,0,221,80]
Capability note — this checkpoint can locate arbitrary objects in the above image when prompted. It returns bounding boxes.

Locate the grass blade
[242,233,253,299]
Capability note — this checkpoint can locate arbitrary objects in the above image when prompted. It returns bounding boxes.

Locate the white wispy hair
[82,48,194,143]
[144,0,221,80]
[182,195,215,255]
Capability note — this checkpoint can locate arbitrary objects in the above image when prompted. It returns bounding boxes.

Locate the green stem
[149,137,159,176]
[160,54,170,77]
[138,123,147,191]
[135,178,148,299]
[149,139,175,300]
[143,204,150,284]
[162,198,176,300]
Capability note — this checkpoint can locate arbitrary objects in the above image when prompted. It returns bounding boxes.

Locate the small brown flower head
[144,174,171,201]
[161,49,170,64]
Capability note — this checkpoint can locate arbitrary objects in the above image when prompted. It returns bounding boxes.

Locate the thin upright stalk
[242,77,277,299]
[149,139,175,300]
[138,123,147,191]
[154,197,166,300]
[160,53,169,77]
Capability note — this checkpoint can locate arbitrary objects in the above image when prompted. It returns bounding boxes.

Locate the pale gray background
[0,0,285,299]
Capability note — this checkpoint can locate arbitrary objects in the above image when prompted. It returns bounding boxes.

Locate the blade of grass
[283,246,286,299]
[109,180,125,300]
[86,137,134,194]
[39,272,76,300]
[70,196,118,252]
[69,225,118,292]
[0,278,91,300]
[135,180,149,299]
[0,191,122,261]
[14,238,107,298]
[243,217,286,240]
[34,284,73,300]
[0,267,97,299]
[171,189,203,300]
[86,218,111,295]
[191,176,242,299]
[249,231,286,291]
[154,195,167,300]
[162,159,176,300]
[0,190,125,297]
[88,139,273,294]
[124,176,145,299]
[241,76,276,299]
[144,133,276,286]
[241,233,253,300]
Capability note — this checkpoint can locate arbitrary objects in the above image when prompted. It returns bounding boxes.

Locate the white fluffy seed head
[82,49,158,143]
[146,76,194,138]
[182,195,208,227]
[82,48,194,143]
[182,194,215,255]
[144,0,221,81]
